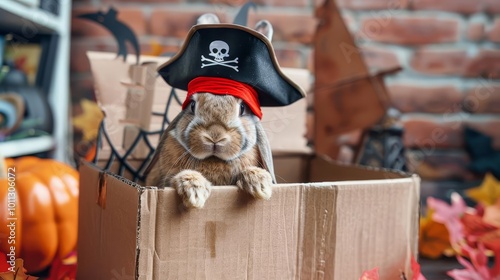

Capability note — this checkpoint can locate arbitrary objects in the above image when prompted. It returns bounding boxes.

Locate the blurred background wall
[70,0,500,200]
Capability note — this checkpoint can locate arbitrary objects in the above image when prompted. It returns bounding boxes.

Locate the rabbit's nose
[204,124,230,144]
[202,134,230,145]
[213,135,230,145]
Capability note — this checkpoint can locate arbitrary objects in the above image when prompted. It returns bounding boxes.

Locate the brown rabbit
[146,92,275,208]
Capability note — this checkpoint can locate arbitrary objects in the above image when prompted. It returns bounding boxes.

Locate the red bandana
[183,77,262,119]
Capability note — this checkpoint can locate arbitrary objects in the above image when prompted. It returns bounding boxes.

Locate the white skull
[209,40,229,62]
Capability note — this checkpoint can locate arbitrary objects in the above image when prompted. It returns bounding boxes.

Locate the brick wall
[70,0,500,200]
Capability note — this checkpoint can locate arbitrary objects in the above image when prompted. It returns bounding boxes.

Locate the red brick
[341,11,358,33]
[72,7,147,37]
[412,0,488,14]
[402,117,464,149]
[207,0,250,5]
[406,150,476,181]
[485,0,500,14]
[465,119,500,149]
[464,49,500,79]
[149,9,227,39]
[410,48,467,76]
[103,0,180,2]
[217,0,309,6]
[464,84,500,114]
[307,49,314,73]
[248,11,316,44]
[360,45,400,71]
[359,16,460,45]
[70,39,118,73]
[389,84,464,113]
[316,0,409,10]
[70,77,96,104]
[488,18,500,43]
[274,48,304,68]
[467,22,485,41]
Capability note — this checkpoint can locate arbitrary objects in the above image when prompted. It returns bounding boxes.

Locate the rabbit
[145,92,276,209]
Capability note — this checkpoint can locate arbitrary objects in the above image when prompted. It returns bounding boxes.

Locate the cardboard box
[78,155,419,279]
[77,52,420,279]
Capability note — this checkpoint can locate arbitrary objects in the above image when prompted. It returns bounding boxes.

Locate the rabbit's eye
[190,101,196,114]
[239,103,246,116]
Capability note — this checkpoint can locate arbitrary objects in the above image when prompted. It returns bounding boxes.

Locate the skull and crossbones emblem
[201,40,239,72]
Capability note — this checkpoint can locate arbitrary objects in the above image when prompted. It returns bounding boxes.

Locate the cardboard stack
[77,52,420,279]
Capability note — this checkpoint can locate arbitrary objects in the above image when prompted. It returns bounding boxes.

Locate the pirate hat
[157,24,306,109]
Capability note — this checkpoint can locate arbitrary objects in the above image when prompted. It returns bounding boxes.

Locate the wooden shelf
[0,0,64,33]
[0,0,71,162]
[0,135,55,157]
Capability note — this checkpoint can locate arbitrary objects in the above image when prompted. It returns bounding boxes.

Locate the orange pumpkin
[0,156,79,273]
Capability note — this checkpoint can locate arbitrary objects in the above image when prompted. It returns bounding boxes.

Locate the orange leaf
[419,210,451,258]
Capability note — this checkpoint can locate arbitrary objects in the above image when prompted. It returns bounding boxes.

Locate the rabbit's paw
[237,167,273,200]
[172,170,212,208]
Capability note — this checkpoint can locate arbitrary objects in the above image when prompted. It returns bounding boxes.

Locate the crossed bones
[201,55,239,72]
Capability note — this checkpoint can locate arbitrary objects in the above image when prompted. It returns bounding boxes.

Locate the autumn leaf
[359,267,378,280]
[0,259,38,280]
[447,244,492,280]
[467,173,500,206]
[483,198,500,228]
[461,212,498,240]
[0,252,10,273]
[72,99,104,142]
[411,256,427,280]
[142,40,164,57]
[48,251,77,280]
[419,209,451,258]
[427,193,466,245]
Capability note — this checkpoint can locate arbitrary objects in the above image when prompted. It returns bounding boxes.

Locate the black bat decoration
[78,7,140,64]
[233,1,257,26]
[465,127,500,180]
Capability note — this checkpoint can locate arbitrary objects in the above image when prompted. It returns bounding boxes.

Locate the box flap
[309,156,409,182]
[77,161,142,279]
[261,68,312,154]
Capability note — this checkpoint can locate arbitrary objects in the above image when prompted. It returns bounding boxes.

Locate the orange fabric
[184,77,262,119]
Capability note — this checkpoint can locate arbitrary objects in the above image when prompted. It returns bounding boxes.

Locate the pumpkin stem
[0,153,6,178]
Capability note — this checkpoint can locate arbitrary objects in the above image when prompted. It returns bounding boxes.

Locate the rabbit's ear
[255,122,276,183]
[254,20,273,41]
[197,13,220,24]
[144,110,186,178]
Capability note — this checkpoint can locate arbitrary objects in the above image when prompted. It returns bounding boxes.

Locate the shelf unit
[0,0,71,162]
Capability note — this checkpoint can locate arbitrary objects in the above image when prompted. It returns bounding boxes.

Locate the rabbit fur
[146,93,276,208]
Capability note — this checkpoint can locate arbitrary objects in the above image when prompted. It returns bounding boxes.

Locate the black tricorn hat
[157,24,306,107]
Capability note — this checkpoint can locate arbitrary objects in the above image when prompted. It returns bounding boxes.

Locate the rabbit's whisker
[164,150,190,176]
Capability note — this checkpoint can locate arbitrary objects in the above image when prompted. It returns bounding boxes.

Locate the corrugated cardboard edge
[77,161,147,280]
[137,185,158,280]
